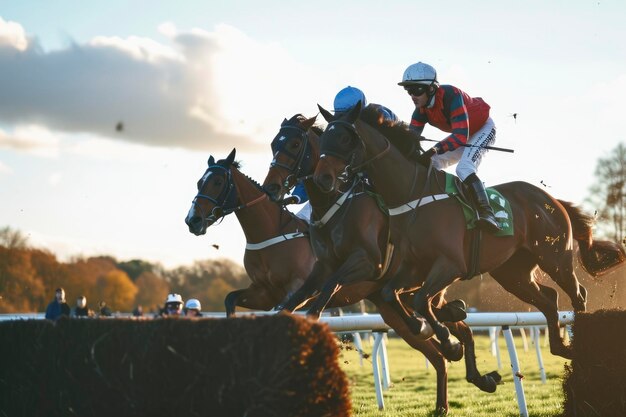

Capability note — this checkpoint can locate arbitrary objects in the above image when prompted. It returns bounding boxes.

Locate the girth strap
[387,193,452,216]
[245,232,308,251]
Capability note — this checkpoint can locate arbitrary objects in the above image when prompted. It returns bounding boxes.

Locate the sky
[0,0,625,269]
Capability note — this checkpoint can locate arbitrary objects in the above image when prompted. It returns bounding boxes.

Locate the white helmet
[398,62,439,87]
[165,293,183,305]
[185,298,201,311]
[333,86,368,113]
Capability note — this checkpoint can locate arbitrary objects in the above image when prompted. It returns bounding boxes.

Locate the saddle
[446,174,514,236]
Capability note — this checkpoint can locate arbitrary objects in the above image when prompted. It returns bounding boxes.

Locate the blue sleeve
[292,181,308,203]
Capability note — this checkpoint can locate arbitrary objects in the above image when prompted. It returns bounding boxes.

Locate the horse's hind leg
[538,248,587,312]
[491,250,572,358]
[446,321,501,393]
[369,293,449,414]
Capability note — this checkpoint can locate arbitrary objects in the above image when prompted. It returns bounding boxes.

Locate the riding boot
[464,173,501,233]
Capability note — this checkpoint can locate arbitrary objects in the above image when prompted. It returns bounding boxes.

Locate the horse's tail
[559,199,626,277]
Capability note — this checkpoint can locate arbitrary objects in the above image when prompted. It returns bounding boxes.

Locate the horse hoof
[486,370,502,384]
[476,375,498,393]
[435,405,448,416]
[442,339,463,362]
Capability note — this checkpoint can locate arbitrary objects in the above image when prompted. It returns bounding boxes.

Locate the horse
[312,101,626,360]
[185,149,316,316]
[262,114,501,413]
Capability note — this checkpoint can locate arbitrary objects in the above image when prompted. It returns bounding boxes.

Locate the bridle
[191,164,265,224]
[319,120,391,183]
[269,123,314,189]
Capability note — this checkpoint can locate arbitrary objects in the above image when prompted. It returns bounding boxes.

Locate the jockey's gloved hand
[416,147,436,167]
[280,196,300,205]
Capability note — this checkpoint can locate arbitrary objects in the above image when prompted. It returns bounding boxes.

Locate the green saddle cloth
[445,173,514,236]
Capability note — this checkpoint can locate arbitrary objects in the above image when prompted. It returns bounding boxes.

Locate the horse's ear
[300,115,317,130]
[226,148,236,165]
[317,104,334,123]
[346,100,362,123]
[208,156,215,166]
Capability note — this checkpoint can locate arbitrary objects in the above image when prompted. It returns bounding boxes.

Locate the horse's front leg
[306,249,378,319]
[412,257,463,361]
[276,261,331,312]
[224,289,246,317]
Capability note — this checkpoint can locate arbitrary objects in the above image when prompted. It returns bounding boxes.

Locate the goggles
[405,85,429,97]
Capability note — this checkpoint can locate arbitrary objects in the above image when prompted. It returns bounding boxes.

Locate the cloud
[0,16,28,51]
[0,18,330,153]
[0,125,60,157]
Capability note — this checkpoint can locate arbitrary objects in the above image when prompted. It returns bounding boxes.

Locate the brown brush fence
[0,314,350,417]
[562,309,626,417]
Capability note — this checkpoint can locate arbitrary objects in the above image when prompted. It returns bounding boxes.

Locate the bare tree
[0,226,29,249]
[586,143,626,243]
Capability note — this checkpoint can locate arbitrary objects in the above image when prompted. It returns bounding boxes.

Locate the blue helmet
[333,86,368,113]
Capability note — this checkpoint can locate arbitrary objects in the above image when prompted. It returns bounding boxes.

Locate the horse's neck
[230,168,282,241]
[304,177,341,215]
[356,120,438,206]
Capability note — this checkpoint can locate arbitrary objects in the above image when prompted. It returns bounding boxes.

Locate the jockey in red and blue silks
[399,61,500,233]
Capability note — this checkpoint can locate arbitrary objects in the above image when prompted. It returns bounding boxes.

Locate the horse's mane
[360,105,419,156]
[231,161,267,195]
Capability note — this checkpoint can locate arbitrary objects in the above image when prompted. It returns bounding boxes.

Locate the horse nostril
[188,216,202,227]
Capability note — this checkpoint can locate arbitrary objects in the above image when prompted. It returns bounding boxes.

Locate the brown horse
[313,102,626,360]
[185,149,315,316]
[263,114,501,413]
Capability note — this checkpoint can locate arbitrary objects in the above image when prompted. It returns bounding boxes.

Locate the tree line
[0,226,249,314]
[2,223,624,315]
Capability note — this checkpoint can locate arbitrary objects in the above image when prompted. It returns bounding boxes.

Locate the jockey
[333,85,399,122]
[283,181,311,221]
[398,61,500,233]
[283,86,398,222]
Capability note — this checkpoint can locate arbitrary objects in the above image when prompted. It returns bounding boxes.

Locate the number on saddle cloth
[446,173,514,236]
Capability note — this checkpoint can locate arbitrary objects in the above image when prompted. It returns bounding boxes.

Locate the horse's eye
[339,134,352,146]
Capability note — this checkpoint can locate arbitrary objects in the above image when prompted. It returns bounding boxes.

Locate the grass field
[338,330,569,417]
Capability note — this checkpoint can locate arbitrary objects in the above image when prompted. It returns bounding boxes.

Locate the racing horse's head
[185,149,238,235]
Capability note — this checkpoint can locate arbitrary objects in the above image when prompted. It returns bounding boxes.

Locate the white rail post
[371,330,388,410]
[352,332,364,367]
[519,327,529,352]
[502,325,528,417]
[379,332,391,389]
[490,326,502,369]
[532,326,546,383]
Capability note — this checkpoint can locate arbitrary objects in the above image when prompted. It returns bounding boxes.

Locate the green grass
[338,331,569,417]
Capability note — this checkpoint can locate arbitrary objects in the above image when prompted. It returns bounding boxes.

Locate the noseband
[270,124,313,187]
[192,165,238,223]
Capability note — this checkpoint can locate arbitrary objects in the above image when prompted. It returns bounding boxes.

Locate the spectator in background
[184,299,203,317]
[72,295,93,317]
[161,293,184,317]
[45,287,71,320]
[98,301,113,317]
[132,305,143,317]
